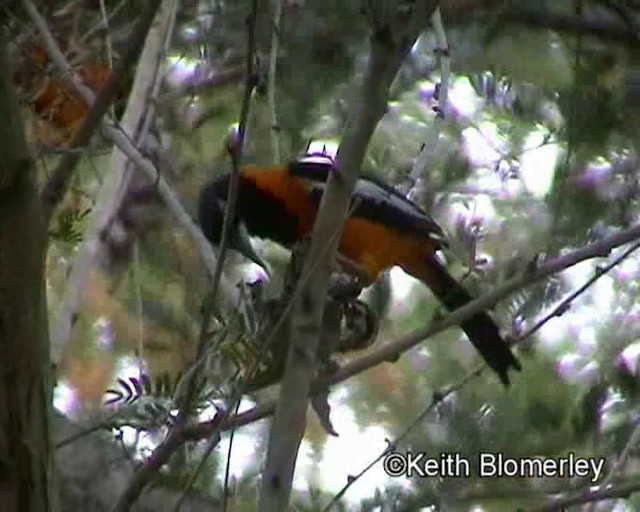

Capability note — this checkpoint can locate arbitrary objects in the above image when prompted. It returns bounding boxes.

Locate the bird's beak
[231,221,271,277]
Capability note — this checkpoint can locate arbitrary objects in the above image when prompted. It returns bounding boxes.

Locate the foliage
[10,0,640,510]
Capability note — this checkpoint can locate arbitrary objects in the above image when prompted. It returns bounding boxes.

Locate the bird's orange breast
[241,166,317,236]
[339,217,439,282]
[238,167,441,282]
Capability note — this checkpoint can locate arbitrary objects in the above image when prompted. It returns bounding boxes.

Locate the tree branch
[530,479,640,512]
[23,0,240,363]
[86,225,640,508]
[267,0,282,163]
[223,221,640,432]
[257,2,441,510]
[111,2,260,509]
[109,412,224,512]
[321,239,640,508]
[318,223,640,386]
[442,4,639,44]
[38,0,162,222]
[53,411,222,512]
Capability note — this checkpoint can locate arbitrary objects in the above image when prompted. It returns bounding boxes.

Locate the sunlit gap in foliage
[313,386,409,499]
[54,351,134,416]
[543,255,629,388]
[619,342,640,378]
[306,139,339,160]
[394,75,561,299]
[462,120,559,199]
[445,76,483,118]
[54,316,116,416]
[600,388,629,435]
[165,54,201,88]
[51,63,637,507]
[54,381,78,416]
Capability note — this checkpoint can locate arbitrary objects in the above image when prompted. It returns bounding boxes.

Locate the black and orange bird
[199,158,521,386]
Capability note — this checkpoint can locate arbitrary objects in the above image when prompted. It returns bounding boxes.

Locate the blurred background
[6,0,640,510]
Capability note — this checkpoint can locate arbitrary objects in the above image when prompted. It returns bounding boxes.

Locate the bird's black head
[198,174,269,272]
[198,175,229,245]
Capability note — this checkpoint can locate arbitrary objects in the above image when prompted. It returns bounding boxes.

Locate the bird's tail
[405,254,521,386]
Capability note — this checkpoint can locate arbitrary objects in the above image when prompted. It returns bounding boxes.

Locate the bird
[198,158,521,386]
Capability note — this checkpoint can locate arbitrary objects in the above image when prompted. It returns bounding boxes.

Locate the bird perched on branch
[198,157,521,386]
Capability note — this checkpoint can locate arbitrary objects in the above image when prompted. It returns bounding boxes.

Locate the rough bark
[0,27,56,511]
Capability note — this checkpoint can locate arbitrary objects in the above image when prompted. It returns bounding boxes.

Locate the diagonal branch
[111,3,260,510]
[72,227,640,509]
[223,221,640,432]
[24,0,240,362]
[319,223,640,385]
[530,479,640,512]
[442,3,640,45]
[322,239,640,509]
[38,0,162,222]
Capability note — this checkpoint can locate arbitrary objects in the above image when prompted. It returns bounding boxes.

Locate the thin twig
[219,221,640,433]
[98,0,114,72]
[409,6,450,196]
[257,2,441,509]
[173,0,259,497]
[546,0,583,255]
[268,0,282,163]
[99,224,640,502]
[79,0,128,45]
[54,414,119,449]
[322,240,640,509]
[175,0,258,426]
[529,479,640,511]
[31,0,239,362]
[196,0,258,360]
[133,241,145,379]
[33,0,162,222]
[221,401,241,512]
[431,8,449,118]
[321,381,454,511]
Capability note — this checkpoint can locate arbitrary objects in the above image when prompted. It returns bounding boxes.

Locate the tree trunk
[0,27,56,511]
